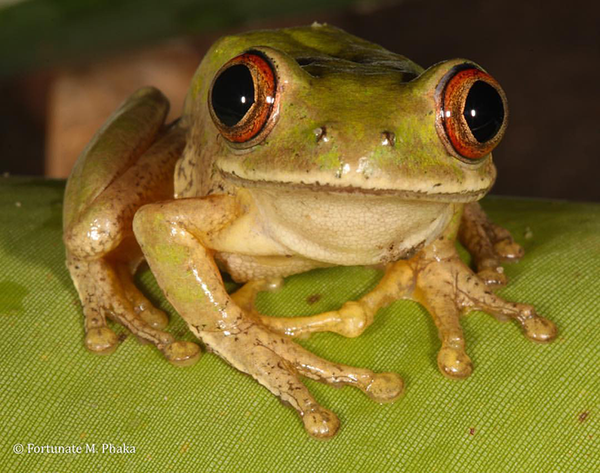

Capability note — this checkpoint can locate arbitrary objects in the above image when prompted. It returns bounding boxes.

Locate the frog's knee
[132,203,160,237]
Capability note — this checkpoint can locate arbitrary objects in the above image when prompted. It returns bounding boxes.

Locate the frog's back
[223,24,423,79]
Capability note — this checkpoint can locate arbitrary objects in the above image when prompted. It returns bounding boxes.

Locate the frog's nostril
[381,131,396,147]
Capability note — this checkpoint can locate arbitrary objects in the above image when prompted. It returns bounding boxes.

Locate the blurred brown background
[1,0,598,201]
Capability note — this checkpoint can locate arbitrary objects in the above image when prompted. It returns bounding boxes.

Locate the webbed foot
[414,230,556,379]
[200,320,404,438]
[67,254,201,367]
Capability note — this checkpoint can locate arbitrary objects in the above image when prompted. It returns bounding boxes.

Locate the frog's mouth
[219,169,489,203]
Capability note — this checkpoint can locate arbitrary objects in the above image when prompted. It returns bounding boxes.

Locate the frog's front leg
[133,197,404,439]
[413,233,556,379]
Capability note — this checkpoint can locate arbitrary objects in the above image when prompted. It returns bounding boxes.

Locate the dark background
[1,0,598,201]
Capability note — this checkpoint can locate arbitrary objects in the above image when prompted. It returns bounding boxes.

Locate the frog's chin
[218,169,489,203]
[239,184,457,266]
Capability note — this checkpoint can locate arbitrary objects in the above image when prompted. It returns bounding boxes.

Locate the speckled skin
[63,24,556,439]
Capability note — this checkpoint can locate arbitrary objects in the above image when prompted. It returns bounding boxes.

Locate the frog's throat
[218,169,487,203]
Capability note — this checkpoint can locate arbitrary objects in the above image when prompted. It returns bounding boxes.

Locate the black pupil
[211,64,255,127]
[463,80,504,143]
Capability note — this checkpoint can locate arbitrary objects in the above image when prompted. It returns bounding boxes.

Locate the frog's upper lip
[218,169,487,202]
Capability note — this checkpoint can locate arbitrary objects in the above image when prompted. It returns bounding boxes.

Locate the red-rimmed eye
[209,52,277,143]
[439,67,508,160]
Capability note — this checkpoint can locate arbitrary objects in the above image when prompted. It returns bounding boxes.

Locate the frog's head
[183,24,508,202]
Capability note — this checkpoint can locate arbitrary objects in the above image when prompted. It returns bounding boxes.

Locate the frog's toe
[437,347,473,380]
[364,372,404,403]
[494,239,524,261]
[302,407,340,439]
[521,316,557,343]
[116,263,170,330]
[477,267,508,288]
[138,305,169,330]
[69,256,198,364]
[258,299,372,339]
[335,301,371,337]
[162,341,202,367]
[85,327,119,355]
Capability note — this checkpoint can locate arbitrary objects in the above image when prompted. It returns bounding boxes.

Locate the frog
[63,23,556,439]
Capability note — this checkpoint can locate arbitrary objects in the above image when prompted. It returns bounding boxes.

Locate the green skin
[63,24,556,440]
[178,26,494,199]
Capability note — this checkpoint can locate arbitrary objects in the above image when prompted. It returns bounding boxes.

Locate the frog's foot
[459,202,524,288]
[249,261,415,339]
[67,254,201,366]
[414,241,556,379]
[115,261,169,330]
[455,274,557,343]
[200,321,404,439]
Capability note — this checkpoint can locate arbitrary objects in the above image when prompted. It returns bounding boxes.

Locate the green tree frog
[63,24,556,439]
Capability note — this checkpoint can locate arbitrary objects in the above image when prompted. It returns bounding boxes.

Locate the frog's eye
[209,52,277,143]
[439,67,508,160]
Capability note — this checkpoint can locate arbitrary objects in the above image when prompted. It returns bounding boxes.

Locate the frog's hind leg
[230,279,405,399]
[459,202,525,287]
[64,88,200,366]
[248,261,415,339]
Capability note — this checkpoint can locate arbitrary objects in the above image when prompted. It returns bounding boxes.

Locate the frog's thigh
[254,262,415,338]
[459,202,524,287]
[133,199,404,438]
